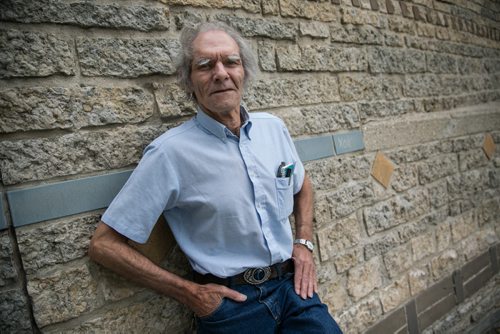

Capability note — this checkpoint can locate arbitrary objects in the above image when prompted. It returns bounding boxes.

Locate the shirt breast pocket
[275,178,294,220]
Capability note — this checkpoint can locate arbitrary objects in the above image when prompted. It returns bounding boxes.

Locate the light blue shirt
[102,106,305,278]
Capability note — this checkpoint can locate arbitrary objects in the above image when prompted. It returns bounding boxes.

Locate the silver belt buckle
[243,266,272,285]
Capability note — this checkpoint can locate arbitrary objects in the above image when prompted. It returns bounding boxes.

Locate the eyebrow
[194,54,241,66]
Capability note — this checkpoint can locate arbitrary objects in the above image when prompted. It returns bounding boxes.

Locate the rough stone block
[0,0,170,31]
[458,57,486,75]
[245,75,340,109]
[57,293,191,333]
[330,23,384,45]
[28,262,102,327]
[0,29,74,78]
[435,220,452,252]
[458,150,489,172]
[384,31,405,47]
[408,267,429,296]
[411,231,435,261]
[430,249,459,279]
[404,74,442,97]
[308,154,372,193]
[367,47,426,74]
[338,296,383,333]
[383,243,412,278]
[334,247,363,273]
[342,7,387,28]
[312,194,332,230]
[0,86,154,133]
[358,99,417,121]
[418,154,459,185]
[364,188,429,236]
[398,211,443,243]
[299,21,330,38]
[0,232,17,287]
[0,288,32,333]
[173,11,204,30]
[91,262,144,303]
[428,180,448,209]
[347,257,382,301]
[391,163,419,192]
[77,38,180,78]
[318,214,361,262]
[276,44,367,72]
[450,211,477,243]
[0,124,166,185]
[16,214,100,275]
[380,275,410,313]
[280,0,340,21]
[476,198,500,227]
[215,14,296,40]
[261,0,280,15]
[320,275,349,313]
[326,180,375,219]
[278,103,359,137]
[388,16,415,34]
[364,230,401,259]
[386,140,453,164]
[163,0,260,13]
[153,83,196,119]
[339,74,402,101]
[447,169,489,200]
[257,40,277,72]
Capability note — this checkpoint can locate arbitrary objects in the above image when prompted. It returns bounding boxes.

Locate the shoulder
[249,112,286,128]
[143,119,197,155]
[148,119,197,147]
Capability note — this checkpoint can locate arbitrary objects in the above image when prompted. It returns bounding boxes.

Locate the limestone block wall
[1,0,499,333]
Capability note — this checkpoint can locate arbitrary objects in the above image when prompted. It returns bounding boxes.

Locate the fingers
[190,283,247,317]
[292,246,317,299]
[220,285,247,302]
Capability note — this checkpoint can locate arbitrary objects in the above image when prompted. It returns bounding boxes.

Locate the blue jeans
[196,273,343,334]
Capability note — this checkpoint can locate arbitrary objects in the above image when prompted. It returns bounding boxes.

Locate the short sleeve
[101,145,179,243]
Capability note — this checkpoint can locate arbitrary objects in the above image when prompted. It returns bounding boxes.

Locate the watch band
[294,239,314,252]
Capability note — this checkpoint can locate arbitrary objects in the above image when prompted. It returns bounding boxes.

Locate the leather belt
[192,259,294,286]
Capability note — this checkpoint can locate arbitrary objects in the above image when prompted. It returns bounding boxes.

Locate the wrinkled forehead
[192,30,240,58]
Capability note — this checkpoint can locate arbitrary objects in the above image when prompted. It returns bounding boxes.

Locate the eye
[225,55,242,67]
[195,58,214,71]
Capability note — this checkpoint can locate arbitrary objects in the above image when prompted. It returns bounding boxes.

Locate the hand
[292,244,317,299]
[187,283,247,317]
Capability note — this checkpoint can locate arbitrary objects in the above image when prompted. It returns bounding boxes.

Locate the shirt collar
[195,105,252,142]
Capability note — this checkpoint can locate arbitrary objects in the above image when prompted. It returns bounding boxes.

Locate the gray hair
[176,22,257,95]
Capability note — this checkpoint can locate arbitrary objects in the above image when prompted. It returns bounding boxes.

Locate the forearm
[293,173,314,240]
[89,222,195,306]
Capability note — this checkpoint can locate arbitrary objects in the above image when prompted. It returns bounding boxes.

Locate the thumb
[220,286,247,302]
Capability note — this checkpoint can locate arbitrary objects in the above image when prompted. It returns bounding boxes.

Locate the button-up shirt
[102,106,305,278]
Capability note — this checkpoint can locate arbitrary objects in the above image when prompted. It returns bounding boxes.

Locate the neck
[200,105,242,136]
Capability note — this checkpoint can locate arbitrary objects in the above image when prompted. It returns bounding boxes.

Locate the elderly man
[89,22,342,333]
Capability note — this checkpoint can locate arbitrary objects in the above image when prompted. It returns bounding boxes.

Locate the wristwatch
[294,239,314,252]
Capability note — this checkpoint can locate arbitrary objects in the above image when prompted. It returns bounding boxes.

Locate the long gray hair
[176,22,257,95]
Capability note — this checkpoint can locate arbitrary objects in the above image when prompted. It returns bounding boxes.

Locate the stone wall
[1,0,499,333]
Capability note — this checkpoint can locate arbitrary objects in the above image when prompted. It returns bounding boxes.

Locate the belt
[192,259,294,286]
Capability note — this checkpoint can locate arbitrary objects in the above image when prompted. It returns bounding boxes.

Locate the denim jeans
[196,273,343,334]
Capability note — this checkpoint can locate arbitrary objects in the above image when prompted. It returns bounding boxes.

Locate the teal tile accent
[294,135,336,162]
[7,170,132,227]
[333,130,364,155]
[0,195,7,230]
[5,131,365,228]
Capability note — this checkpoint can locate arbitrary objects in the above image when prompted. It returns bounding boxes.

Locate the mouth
[210,88,234,95]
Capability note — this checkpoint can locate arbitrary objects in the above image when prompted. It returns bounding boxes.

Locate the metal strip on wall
[5,130,365,228]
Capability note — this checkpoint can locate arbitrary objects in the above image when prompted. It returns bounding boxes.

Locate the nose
[213,61,229,81]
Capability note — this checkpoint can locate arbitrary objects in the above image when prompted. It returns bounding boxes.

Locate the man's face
[190,30,245,116]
